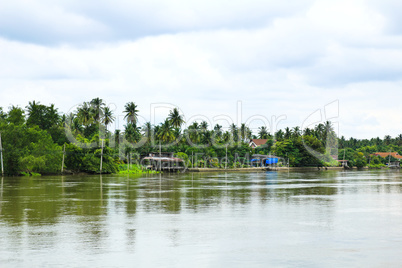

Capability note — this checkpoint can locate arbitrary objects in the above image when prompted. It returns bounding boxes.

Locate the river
[0,170,401,267]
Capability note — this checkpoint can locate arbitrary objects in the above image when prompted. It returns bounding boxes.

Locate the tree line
[0,98,400,175]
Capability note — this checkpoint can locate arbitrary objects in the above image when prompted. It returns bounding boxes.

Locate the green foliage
[65,143,118,174]
[4,99,402,174]
[6,106,25,125]
[0,123,62,175]
[174,152,190,167]
[118,164,158,174]
[354,152,367,168]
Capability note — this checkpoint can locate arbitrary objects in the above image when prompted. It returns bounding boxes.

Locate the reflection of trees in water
[136,172,344,213]
[1,171,402,228]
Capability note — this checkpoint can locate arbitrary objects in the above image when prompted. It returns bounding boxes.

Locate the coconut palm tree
[102,107,115,131]
[157,119,174,143]
[123,102,139,124]
[90,98,105,122]
[77,102,93,127]
[168,108,185,129]
[384,135,392,145]
[292,126,301,138]
[240,123,252,142]
[114,129,121,148]
[258,126,268,139]
[214,124,223,139]
[303,127,312,136]
[124,123,141,143]
[275,129,284,141]
[222,131,231,143]
[142,122,153,143]
[284,127,292,139]
[200,121,208,130]
[187,122,200,143]
[229,123,238,142]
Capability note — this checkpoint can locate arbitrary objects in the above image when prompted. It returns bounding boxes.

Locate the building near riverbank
[249,139,268,148]
[371,152,402,160]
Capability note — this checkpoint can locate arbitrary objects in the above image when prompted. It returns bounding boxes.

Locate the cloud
[0,0,401,139]
[0,0,313,45]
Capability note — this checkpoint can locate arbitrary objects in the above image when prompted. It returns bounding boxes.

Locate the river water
[0,170,401,267]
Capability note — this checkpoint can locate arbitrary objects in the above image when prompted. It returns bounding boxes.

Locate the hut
[141,152,186,172]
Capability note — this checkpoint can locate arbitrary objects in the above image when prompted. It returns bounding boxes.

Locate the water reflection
[0,171,401,225]
[0,170,402,267]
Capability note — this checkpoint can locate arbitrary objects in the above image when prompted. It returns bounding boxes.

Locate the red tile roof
[250,139,268,147]
[371,152,402,159]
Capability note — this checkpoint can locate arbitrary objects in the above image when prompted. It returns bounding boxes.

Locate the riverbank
[188,166,346,173]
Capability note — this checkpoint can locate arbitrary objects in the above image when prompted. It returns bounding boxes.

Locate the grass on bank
[118,163,159,175]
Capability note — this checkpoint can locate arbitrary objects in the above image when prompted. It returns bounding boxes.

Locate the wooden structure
[140,152,186,172]
[337,160,350,169]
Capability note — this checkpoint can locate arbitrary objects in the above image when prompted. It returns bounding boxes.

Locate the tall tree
[200,121,208,130]
[124,123,141,143]
[157,119,174,143]
[168,108,185,129]
[229,123,238,142]
[123,102,139,124]
[7,106,25,125]
[142,122,153,143]
[76,102,93,127]
[90,98,105,122]
[102,107,115,131]
[214,124,223,139]
[258,126,269,139]
[240,123,248,142]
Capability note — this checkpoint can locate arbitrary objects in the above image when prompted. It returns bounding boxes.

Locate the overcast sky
[1,0,401,139]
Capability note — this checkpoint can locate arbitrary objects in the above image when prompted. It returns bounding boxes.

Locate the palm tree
[123,102,139,124]
[284,127,292,139]
[102,107,115,131]
[275,129,284,141]
[200,121,208,130]
[303,128,312,136]
[229,123,238,142]
[26,100,39,116]
[397,134,402,146]
[90,98,105,122]
[142,122,153,143]
[77,102,93,127]
[124,123,141,143]
[384,135,392,145]
[157,119,174,143]
[214,124,223,138]
[240,123,248,142]
[222,131,231,143]
[187,122,200,143]
[292,126,301,138]
[115,129,121,148]
[168,108,185,129]
[258,126,268,139]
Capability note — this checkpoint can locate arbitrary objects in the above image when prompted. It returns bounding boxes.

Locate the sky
[0,0,402,139]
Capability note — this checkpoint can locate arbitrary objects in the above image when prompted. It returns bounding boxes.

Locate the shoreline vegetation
[1,98,401,176]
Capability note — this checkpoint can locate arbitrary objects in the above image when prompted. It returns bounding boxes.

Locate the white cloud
[0,0,401,139]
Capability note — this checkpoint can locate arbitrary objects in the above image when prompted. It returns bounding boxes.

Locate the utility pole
[61,144,66,173]
[225,144,228,169]
[0,133,3,177]
[159,141,161,171]
[192,152,194,169]
[100,140,104,174]
[388,150,391,167]
[127,154,129,172]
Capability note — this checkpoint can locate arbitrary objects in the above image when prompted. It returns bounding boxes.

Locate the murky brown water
[1,170,402,267]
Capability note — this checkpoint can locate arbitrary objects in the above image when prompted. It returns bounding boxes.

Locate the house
[249,139,268,149]
[371,152,402,160]
[140,152,185,172]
